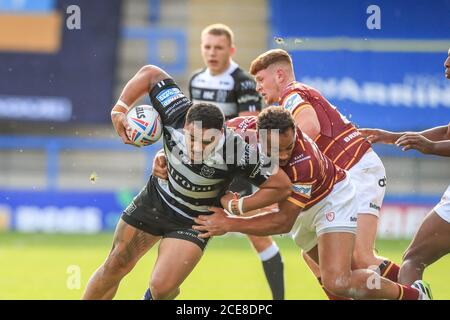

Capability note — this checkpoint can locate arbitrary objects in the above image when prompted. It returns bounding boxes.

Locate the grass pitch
[0,232,449,300]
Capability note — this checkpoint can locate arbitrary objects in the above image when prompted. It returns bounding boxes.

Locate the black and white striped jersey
[149,78,272,219]
[189,61,262,118]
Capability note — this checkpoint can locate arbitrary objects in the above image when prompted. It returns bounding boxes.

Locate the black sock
[262,252,285,300]
[143,288,153,300]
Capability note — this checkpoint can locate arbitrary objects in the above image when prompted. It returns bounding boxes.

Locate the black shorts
[121,177,210,250]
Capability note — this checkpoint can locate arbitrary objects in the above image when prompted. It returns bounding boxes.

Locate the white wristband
[227,199,234,215]
[237,197,245,215]
[111,110,125,116]
[116,99,130,110]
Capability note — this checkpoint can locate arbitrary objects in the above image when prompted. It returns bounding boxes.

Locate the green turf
[0,232,449,300]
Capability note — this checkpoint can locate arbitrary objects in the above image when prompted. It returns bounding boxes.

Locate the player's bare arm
[360,124,450,146]
[395,133,450,157]
[111,65,170,144]
[413,124,450,142]
[193,198,301,238]
[292,104,321,139]
[222,168,291,215]
[359,128,404,144]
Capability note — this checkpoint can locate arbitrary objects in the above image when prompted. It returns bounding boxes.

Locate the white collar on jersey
[206,60,239,77]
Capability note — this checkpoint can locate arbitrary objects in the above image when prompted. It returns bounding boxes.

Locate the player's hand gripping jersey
[226,116,346,210]
[280,82,371,170]
[149,79,271,219]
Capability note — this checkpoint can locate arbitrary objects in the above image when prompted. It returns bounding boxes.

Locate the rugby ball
[126,105,162,146]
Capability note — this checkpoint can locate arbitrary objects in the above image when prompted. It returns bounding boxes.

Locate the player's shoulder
[189,67,207,83]
[231,67,257,91]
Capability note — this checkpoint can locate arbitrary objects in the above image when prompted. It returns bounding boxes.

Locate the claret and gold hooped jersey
[226,116,346,210]
[280,81,371,170]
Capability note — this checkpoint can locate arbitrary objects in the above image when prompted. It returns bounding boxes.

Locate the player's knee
[150,279,180,300]
[103,247,136,276]
[402,248,424,270]
[352,249,377,269]
[248,235,273,252]
[321,273,352,297]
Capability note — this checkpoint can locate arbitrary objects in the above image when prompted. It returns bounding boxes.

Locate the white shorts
[434,185,450,223]
[347,150,386,217]
[291,176,358,252]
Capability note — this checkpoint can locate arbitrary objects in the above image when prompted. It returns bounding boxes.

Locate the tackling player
[81,64,291,300]
[247,49,399,299]
[193,107,431,300]
[188,23,285,300]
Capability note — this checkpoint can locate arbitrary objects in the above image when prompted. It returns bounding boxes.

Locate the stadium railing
[0,135,161,191]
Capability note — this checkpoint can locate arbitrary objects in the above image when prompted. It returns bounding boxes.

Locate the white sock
[258,242,279,262]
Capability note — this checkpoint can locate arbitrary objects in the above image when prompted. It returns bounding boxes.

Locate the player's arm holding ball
[111,65,170,144]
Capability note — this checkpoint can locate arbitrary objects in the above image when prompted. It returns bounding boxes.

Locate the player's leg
[148,236,206,300]
[317,231,421,300]
[247,234,284,300]
[353,214,399,281]
[82,218,160,299]
[305,177,421,300]
[350,152,400,281]
[302,249,350,300]
[399,210,450,285]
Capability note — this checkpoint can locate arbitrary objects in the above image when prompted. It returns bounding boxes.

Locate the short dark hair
[257,106,295,134]
[186,103,225,130]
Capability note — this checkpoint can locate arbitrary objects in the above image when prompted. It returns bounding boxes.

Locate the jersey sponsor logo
[202,90,215,100]
[289,154,311,166]
[176,230,206,243]
[168,166,216,192]
[156,87,184,107]
[378,177,387,187]
[292,183,312,198]
[124,202,137,216]
[240,80,256,90]
[343,131,361,143]
[191,88,202,99]
[325,211,335,222]
[283,93,304,112]
[237,94,260,104]
[200,165,215,178]
[370,202,381,211]
[216,90,228,102]
[249,161,262,179]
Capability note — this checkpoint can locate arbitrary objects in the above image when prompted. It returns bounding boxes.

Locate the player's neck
[284,77,296,89]
[208,60,234,76]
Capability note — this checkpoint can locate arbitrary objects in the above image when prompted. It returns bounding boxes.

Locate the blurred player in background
[248,49,400,299]
[188,24,285,299]
[194,107,431,300]
[357,48,450,293]
[82,64,291,300]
